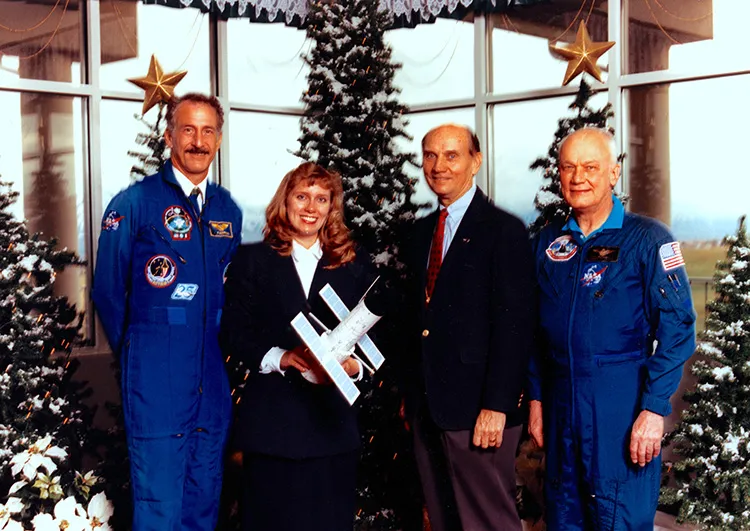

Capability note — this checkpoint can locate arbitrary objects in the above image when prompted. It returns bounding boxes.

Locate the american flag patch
[659,242,685,271]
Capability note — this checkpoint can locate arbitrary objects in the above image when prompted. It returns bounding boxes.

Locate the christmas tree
[296,1,423,528]
[296,0,421,270]
[0,178,111,529]
[128,102,169,182]
[661,217,750,530]
[528,80,615,236]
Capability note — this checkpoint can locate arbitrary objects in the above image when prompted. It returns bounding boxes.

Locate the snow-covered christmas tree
[662,217,750,530]
[296,1,423,529]
[0,178,111,529]
[296,0,421,270]
[128,102,168,182]
[528,80,615,236]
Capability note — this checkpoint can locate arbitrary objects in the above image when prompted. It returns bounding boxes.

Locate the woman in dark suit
[220,162,374,531]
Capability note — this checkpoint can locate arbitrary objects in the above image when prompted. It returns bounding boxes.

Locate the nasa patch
[171,283,199,301]
[546,235,578,262]
[145,255,177,288]
[580,264,608,287]
[163,206,193,241]
[208,220,233,238]
[102,210,124,232]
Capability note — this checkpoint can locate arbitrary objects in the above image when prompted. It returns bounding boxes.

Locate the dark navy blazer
[220,242,374,459]
[402,188,537,430]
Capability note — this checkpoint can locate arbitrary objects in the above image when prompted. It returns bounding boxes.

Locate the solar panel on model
[319,284,385,370]
[291,312,361,405]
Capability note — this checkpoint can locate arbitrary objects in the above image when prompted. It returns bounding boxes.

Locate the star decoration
[549,21,615,86]
[127,55,187,114]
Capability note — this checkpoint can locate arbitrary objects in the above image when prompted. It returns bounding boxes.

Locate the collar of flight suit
[563,194,624,242]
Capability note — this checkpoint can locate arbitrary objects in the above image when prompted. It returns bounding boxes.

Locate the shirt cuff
[260,347,286,376]
[641,393,672,417]
[350,359,364,382]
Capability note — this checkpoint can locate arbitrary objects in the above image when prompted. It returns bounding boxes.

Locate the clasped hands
[280,345,360,380]
[528,400,664,467]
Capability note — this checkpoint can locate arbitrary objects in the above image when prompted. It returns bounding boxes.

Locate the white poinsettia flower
[32,496,86,531]
[8,480,27,496]
[3,518,25,531]
[10,436,67,482]
[0,497,24,529]
[84,492,113,530]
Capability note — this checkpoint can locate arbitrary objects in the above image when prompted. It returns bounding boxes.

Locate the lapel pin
[462,238,471,243]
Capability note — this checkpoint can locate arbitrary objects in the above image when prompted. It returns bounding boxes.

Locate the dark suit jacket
[219,242,374,459]
[402,189,537,430]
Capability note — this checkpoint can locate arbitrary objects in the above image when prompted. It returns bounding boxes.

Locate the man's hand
[630,410,664,467]
[280,346,313,373]
[528,400,544,449]
[473,409,506,449]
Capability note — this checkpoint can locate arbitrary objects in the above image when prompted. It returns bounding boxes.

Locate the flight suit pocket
[655,277,695,324]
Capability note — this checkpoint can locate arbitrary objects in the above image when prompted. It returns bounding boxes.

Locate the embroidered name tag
[586,246,620,263]
[208,221,233,238]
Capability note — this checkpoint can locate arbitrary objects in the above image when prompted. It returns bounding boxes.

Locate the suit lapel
[430,189,489,300]
[276,252,310,311]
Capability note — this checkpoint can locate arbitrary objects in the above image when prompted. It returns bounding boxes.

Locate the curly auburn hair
[264,162,356,269]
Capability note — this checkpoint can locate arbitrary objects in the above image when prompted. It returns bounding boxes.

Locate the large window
[2,0,748,348]
[0,0,85,84]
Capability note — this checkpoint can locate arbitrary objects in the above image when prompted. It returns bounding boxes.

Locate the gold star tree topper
[128,55,187,114]
[549,21,615,86]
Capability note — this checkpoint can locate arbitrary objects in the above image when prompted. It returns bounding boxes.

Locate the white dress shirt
[260,240,363,381]
[173,166,207,211]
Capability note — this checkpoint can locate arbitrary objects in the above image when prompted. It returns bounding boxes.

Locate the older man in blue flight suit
[92,93,242,530]
[528,127,696,530]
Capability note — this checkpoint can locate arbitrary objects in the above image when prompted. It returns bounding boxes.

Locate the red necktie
[425,208,448,304]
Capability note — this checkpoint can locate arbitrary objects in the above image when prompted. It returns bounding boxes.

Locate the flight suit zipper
[150,226,188,264]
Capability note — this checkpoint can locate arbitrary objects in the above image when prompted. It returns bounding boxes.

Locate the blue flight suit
[92,161,242,531]
[529,197,696,530]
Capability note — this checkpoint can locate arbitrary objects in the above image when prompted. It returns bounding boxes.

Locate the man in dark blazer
[402,124,536,531]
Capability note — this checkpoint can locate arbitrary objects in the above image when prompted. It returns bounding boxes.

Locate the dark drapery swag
[141,0,549,28]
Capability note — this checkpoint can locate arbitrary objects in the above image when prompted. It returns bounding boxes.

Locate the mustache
[186,146,210,155]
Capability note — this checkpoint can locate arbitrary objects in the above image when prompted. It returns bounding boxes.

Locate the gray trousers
[413,411,523,531]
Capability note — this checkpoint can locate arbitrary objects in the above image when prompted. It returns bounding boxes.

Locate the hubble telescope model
[291,281,385,405]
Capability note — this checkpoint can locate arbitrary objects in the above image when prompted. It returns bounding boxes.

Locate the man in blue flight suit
[92,93,243,530]
[528,127,696,530]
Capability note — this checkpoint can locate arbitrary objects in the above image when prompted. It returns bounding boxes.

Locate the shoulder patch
[102,210,124,232]
[659,241,685,271]
[546,235,578,262]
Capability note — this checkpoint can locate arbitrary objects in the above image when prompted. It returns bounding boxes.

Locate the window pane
[99,2,210,94]
[0,91,89,331]
[627,76,750,328]
[491,92,609,224]
[489,6,610,94]
[627,0,750,75]
[387,18,475,105]
[99,99,214,209]
[399,108,475,214]
[0,0,84,84]
[227,21,308,107]
[227,111,304,242]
